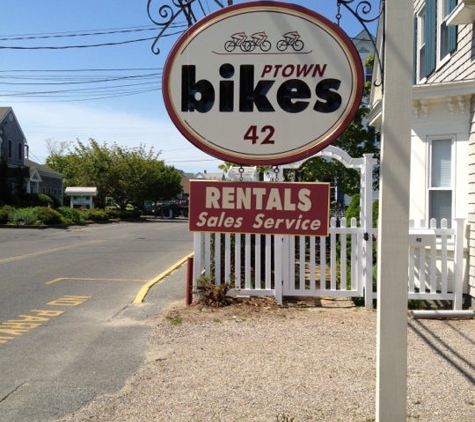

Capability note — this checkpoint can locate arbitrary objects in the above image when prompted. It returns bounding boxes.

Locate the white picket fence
[192,218,465,309]
[407,218,465,310]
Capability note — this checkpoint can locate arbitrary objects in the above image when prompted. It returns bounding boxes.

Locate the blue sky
[1,0,379,174]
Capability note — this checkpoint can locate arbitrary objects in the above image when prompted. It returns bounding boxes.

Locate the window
[365,65,372,83]
[439,0,457,60]
[428,138,453,226]
[18,143,22,160]
[416,6,428,81]
[415,0,457,82]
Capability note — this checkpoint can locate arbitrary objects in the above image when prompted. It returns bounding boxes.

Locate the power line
[0,67,161,72]
[0,67,163,102]
[0,36,157,50]
[0,23,187,40]
[0,26,158,41]
[0,72,162,85]
[0,23,187,49]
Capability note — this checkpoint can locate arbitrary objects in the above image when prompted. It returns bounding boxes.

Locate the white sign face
[163,1,364,165]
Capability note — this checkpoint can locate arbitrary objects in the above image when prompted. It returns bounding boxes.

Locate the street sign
[163,1,364,165]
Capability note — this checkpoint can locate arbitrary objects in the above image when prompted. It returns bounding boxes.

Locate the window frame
[414,0,457,83]
[438,0,457,64]
[427,136,455,227]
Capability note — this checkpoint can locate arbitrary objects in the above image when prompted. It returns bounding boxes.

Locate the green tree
[295,55,379,198]
[46,139,182,210]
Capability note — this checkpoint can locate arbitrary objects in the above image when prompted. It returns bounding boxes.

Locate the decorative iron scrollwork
[147,0,385,88]
[337,0,385,87]
[147,0,231,55]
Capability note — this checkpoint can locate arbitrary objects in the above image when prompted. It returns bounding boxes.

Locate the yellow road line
[0,240,104,264]
[45,277,147,285]
[133,252,194,304]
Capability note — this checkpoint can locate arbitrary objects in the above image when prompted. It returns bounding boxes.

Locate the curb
[133,252,194,304]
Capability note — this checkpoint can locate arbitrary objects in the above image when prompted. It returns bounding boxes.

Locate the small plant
[276,414,296,422]
[166,316,183,325]
[195,276,233,307]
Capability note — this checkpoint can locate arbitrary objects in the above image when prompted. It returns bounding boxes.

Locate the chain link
[273,165,280,182]
[336,1,342,26]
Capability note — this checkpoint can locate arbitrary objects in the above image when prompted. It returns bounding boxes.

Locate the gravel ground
[57,299,474,422]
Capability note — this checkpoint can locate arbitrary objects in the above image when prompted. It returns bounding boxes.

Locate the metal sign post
[376,0,413,420]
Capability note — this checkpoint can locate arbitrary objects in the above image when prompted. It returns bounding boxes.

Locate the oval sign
[162,1,364,166]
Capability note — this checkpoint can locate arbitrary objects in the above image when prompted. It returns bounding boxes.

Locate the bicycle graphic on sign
[224,31,272,52]
[276,31,304,51]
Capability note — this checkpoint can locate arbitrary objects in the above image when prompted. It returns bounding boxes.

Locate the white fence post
[453,218,465,310]
[193,232,203,292]
[274,235,284,305]
[362,154,376,309]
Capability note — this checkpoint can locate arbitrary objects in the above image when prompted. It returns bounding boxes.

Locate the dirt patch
[162,295,357,325]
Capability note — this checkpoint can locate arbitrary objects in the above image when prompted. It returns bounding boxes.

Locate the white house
[369,0,475,304]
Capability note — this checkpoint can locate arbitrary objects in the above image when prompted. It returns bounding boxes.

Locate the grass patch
[166,316,183,326]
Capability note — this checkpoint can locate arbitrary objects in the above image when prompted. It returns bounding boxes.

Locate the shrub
[84,209,109,221]
[57,207,84,224]
[194,276,233,307]
[121,208,141,220]
[346,194,361,223]
[105,208,121,219]
[8,208,39,225]
[21,193,56,208]
[37,193,55,207]
[34,207,62,225]
[0,205,15,224]
[105,207,141,220]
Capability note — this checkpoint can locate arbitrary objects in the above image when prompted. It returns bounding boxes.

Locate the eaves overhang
[368,80,475,128]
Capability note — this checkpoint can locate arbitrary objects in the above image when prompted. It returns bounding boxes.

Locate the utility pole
[376,0,413,420]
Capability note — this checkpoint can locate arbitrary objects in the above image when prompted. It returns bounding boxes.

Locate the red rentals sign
[189,181,330,236]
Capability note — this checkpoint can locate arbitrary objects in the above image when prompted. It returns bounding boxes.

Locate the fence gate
[279,217,367,302]
[278,146,377,306]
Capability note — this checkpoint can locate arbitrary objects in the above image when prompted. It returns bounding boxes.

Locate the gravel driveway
[57,299,474,422]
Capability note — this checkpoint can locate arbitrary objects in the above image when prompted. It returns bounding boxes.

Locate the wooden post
[376,0,413,420]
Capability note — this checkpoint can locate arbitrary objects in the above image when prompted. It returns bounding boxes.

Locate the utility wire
[1,36,156,50]
[0,23,187,40]
[0,25,170,41]
[0,67,161,72]
[0,22,187,49]
[0,72,162,85]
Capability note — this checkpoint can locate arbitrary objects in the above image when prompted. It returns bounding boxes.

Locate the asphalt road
[0,219,193,422]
